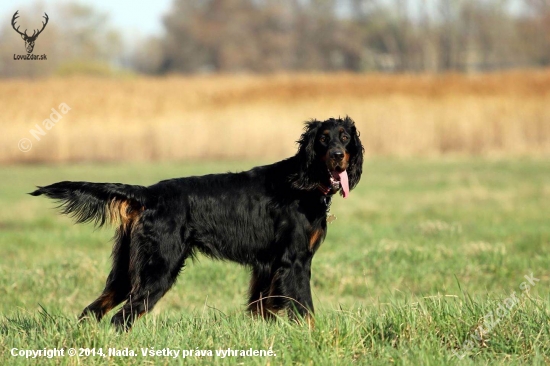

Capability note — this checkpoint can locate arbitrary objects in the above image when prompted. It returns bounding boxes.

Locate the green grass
[0,158,549,365]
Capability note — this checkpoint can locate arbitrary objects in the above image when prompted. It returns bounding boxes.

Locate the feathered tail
[30,181,151,229]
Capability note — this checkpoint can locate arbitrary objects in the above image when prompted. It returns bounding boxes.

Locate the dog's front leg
[272,256,315,328]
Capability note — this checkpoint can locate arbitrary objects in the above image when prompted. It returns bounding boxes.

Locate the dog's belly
[186,195,285,265]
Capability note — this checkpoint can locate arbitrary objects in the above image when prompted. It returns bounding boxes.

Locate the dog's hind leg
[79,228,131,322]
[110,229,187,331]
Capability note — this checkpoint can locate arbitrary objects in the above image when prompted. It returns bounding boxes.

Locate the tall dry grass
[1,70,550,163]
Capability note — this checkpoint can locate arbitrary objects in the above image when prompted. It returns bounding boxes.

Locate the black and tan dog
[32,117,363,330]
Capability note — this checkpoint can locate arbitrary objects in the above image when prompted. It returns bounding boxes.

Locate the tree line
[1,0,549,77]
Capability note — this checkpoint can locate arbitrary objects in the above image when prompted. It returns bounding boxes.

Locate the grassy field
[0,158,549,365]
[2,70,550,163]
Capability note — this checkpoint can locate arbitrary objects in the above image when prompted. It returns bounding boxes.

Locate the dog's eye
[319,136,328,143]
[341,135,349,142]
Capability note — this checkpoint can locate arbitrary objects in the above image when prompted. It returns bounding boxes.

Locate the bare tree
[2,0,550,77]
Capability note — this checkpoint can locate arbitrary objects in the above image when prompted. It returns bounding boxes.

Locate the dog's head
[293,117,363,197]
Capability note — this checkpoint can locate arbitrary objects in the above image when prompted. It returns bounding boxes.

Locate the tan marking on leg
[309,228,324,251]
[93,291,116,316]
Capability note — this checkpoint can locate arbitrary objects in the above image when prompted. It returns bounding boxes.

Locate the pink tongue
[337,170,349,198]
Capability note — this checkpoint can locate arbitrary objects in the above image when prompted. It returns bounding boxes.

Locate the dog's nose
[331,151,345,161]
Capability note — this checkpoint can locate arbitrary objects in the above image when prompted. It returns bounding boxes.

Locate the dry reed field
[1,70,550,163]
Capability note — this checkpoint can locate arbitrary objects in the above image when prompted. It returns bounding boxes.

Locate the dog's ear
[298,121,321,167]
[292,121,322,190]
[345,117,364,190]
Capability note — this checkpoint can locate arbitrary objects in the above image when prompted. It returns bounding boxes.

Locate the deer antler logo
[12,10,49,54]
